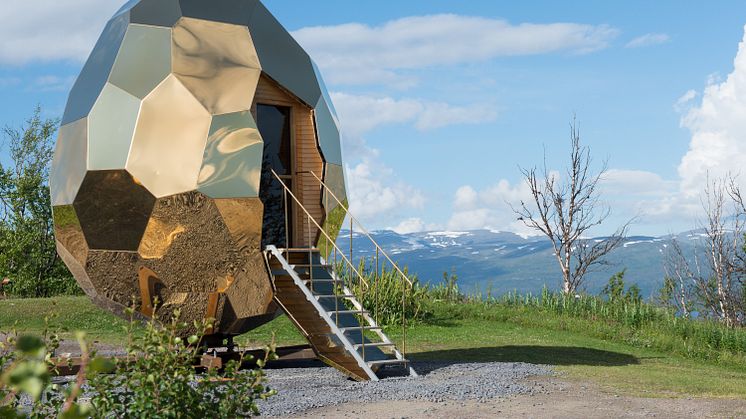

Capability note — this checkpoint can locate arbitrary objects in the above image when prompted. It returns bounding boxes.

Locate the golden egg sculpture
[51,0,347,338]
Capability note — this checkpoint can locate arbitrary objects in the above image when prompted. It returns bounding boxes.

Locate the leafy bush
[0,307,277,418]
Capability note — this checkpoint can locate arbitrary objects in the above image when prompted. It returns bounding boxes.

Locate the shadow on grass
[411,345,639,371]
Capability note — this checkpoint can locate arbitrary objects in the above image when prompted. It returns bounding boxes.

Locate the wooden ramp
[266,246,415,381]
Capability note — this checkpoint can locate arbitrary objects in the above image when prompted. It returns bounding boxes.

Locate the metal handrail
[303,170,415,287]
[270,170,370,289]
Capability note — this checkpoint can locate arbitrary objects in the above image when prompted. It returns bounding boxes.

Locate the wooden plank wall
[251,75,324,248]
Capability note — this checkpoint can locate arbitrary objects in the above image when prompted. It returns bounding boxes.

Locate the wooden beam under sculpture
[51,0,347,339]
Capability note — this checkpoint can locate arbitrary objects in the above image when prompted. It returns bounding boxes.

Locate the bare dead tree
[662,238,695,317]
[513,119,630,295]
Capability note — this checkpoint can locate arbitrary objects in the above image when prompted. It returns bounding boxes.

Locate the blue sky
[2,1,746,236]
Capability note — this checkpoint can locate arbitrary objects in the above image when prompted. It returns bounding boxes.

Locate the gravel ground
[258,361,553,417]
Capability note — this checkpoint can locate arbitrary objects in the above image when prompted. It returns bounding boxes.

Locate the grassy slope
[1,297,744,398]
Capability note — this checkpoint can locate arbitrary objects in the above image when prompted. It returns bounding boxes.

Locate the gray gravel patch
[258,361,553,417]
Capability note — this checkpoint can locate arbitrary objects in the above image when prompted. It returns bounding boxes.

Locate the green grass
[1,296,745,398]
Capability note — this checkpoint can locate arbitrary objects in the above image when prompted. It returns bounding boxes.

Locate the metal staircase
[263,170,418,381]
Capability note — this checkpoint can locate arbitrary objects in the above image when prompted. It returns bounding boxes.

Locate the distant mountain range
[337,229,708,297]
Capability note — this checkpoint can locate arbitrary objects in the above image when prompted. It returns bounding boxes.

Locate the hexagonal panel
[73,170,156,251]
[50,118,88,206]
[213,198,263,255]
[88,83,140,170]
[179,0,259,26]
[173,18,261,115]
[248,2,321,107]
[52,205,88,266]
[315,96,343,166]
[62,12,129,125]
[109,24,172,99]
[130,0,182,27]
[127,75,212,198]
[197,111,263,198]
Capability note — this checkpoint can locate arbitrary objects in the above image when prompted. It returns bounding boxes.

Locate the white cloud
[674,89,698,112]
[390,218,428,234]
[678,25,746,198]
[30,75,76,92]
[0,0,121,65]
[294,15,619,85]
[625,33,671,49]
[346,158,425,221]
[331,92,497,139]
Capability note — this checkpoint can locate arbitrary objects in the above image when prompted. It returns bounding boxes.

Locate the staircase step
[316,294,355,299]
[368,359,408,368]
[353,342,395,349]
[330,310,369,316]
[340,326,381,333]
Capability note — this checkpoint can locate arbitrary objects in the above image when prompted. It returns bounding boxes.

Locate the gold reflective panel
[73,170,156,251]
[109,24,172,99]
[197,111,263,198]
[56,240,96,297]
[85,250,140,308]
[223,252,276,325]
[88,83,140,170]
[173,18,261,115]
[127,75,211,198]
[52,205,88,266]
[213,198,263,254]
[50,118,88,206]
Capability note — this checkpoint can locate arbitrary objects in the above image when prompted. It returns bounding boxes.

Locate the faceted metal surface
[248,3,321,106]
[53,0,346,338]
[172,18,261,115]
[50,118,88,206]
[198,112,264,198]
[109,24,172,99]
[130,0,182,27]
[323,163,347,213]
[62,12,129,125]
[127,75,211,198]
[87,83,140,170]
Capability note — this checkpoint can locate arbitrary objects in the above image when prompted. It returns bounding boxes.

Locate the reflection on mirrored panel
[248,3,321,107]
[214,198,263,254]
[56,240,96,297]
[62,13,129,125]
[179,0,259,26]
[109,24,172,99]
[197,111,264,198]
[50,118,88,206]
[173,18,261,115]
[113,0,140,19]
[52,205,88,266]
[323,163,347,213]
[315,97,343,165]
[88,83,140,170]
[127,75,211,198]
[73,170,156,251]
[86,250,141,308]
[224,252,276,320]
[313,60,338,118]
[130,0,182,27]
[318,200,347,259]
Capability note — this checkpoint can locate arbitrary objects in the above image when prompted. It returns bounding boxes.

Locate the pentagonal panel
[315,96,343,166]
[179,0,259,26]
[73,170,156,251]
[213,198,263,255]
[88,83,140,170]
[173,18,261,115]
[248,3,321,107]
[127,75,211,198]
[130,0,182,27]
[197,112,263,198]
[86,250,140,306]
[62,12,129,125]
[52,205,88,266]
[109,24,172,99]
[50,118,88,206]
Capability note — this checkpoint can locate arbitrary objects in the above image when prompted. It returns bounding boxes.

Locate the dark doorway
[257,104,293,248]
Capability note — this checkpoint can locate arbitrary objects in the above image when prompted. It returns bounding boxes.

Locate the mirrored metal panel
[50,118,88,206]
[323,163,347,213]
[130,0,182,27]
[213,198,263,255]
[62,12,129,125]
[313,60,338,118]
[197,112,263,198]
[109,24,172,99]
[127,75,211,198]
[315,96,343,165]
[248,3,321,107]
[173,18,261,115]
[53,205,88,266]
[56,240,96,297]
[179,0,259,26]
[73,170,156,251]
[88,83,140,170]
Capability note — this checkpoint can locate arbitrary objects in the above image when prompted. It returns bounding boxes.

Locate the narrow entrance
[257,104,293,248]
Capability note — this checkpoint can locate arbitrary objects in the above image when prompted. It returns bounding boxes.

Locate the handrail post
[284,182,289,249]
[308,213,313,293]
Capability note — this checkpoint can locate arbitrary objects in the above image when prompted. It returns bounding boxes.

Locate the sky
[1,0,746,237]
